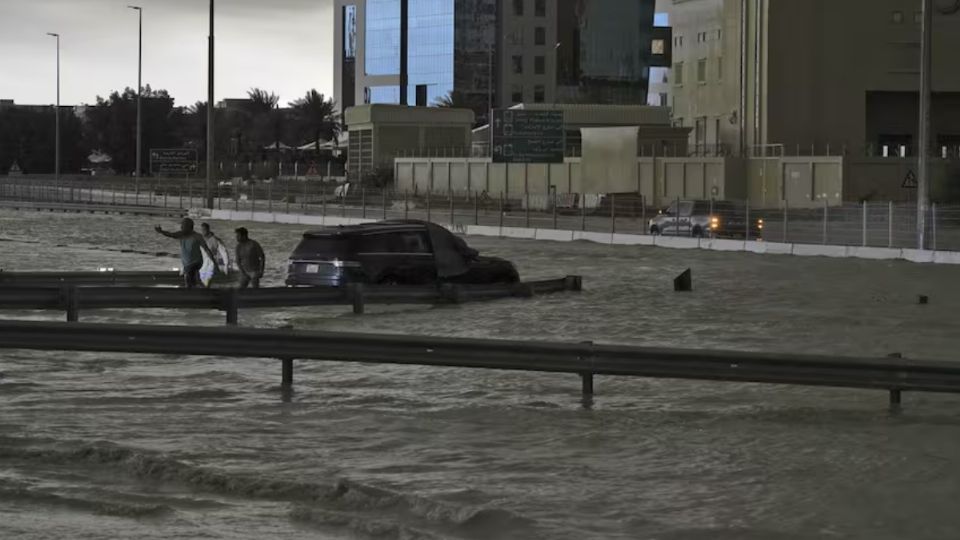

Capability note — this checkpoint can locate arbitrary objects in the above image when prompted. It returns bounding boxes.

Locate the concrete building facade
[664,0,960,157]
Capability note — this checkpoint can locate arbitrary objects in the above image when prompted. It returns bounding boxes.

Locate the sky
[0,0,334,108]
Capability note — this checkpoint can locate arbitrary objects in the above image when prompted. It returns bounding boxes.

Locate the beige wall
[665,0,960,155]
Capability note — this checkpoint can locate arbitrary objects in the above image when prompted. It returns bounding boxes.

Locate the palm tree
[434,90,469,108]
[289,90,340,153]
[246,88,279,116]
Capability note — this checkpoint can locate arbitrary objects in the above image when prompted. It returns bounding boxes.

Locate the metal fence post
[474,191,480,226]
[783,200,789,243]
[745,199,751,241]
[286,180,291,214]
[932,202,937,251]
[449,192,455,226]
[302,180,308,211]
[553,191,558,230]
[268,179,273,214]
[822,199,828,245]
[611,193,616,234]
[581,194,587,231]
[499,192,505,230]
[525,192,531,228]
[862,201,868,247]
[426,189,432,222]
[888,201,894,248]
[362,188,367,219]
[404,190,409,220]
[383,189,388,220]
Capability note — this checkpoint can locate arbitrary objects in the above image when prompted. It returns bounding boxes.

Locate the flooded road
[1,209,959,540]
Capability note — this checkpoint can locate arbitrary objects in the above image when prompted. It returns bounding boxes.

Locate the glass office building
[556,0,656,104]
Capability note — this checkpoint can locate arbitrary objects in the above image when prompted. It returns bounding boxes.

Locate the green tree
[82,86,181,175]
[289,90,340,153]
[0,106,86,174]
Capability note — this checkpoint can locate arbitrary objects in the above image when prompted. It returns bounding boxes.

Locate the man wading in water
[234,227,266,289]
[155,218,219,288]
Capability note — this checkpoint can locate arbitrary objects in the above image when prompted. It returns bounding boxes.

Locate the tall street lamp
[128,5,143,188]
[206,0,215,208]
[917,0,932,250]
[46,32,60,185]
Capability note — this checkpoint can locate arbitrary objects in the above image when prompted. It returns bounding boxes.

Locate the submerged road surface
[1,209,959,540]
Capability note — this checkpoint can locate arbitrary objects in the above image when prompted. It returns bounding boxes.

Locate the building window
[511,85,523,103]
[512,55,523,74]
[697,59,707,83]
[513,0,523,16]
[674,62,683,85]
[717,57,723,81]
[535,0,545,17]
[652,39,665,55]
[535,27,546,46]
[891,11,904,23]
[534,85,545,103]
[535,55,545,75]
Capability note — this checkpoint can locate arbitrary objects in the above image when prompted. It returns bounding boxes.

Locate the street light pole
[128,6,143,189]
[206,0,215,208]
[917,0,933,250]
[47,33,60,185]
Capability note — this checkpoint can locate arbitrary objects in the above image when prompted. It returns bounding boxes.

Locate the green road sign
[491,110,565,164]
[150,148,199,176]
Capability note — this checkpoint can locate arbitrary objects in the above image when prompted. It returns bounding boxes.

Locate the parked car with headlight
[648,200,763,239]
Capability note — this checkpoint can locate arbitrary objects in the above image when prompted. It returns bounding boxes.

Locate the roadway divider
[0,277,583,324]
[0,319,955,408]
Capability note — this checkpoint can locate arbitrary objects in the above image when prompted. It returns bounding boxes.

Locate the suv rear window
[291,236,352,260]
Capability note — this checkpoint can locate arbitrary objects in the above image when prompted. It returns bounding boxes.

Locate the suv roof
[303,220,430,238]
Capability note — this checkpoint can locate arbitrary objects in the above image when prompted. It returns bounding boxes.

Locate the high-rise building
[334,0,665,123]
[664,0,960,157]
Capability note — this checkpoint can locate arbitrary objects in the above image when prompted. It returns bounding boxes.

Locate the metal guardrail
[0,199,187,217]
[0,319,956,408]
[0,270,197,287]
[0,277,583,323]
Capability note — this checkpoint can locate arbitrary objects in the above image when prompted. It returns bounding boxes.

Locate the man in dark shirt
[155,218,217,288]
[234,227,265,289]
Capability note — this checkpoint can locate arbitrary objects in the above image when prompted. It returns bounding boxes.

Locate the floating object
[674,269,692,292]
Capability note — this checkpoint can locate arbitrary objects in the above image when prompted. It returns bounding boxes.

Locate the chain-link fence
[0,176,953,251]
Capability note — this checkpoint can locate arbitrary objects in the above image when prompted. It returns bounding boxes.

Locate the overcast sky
[0,0,334,108]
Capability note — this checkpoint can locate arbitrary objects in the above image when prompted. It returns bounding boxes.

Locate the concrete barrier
[611,233,655,246]
[701,238,746,252]
[500,227,537,240]
[654,236,700,250]
[744,241,793,255]
[536,229,576,242]
[933,251,960,265]
[466,225,501,237]
[793,244,850,258]
[901,249,936,264]
[573,231,614,245]
[846,246,903,261]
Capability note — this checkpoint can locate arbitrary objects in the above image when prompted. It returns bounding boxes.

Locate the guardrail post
[563,275,583,292]
[449,192,455,226]
[745,199,751,241]
[426,190,432,222]
[611,193,616,234]
[581,193,586,231]
[525,192,531,228]
[822,198,828,245]
[889,389,902,408]
[224,288,240,326]
[350,283,365,314]
[474,192,480,226]
[783,200,789,243]
[281,358,294,390]
[579,340,595,406]
[362,188,367,218]
[404,190,409,220]
[383,190,388,220]
[61,286,79,322]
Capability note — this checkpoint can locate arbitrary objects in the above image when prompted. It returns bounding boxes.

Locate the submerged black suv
[286,220,520,287]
